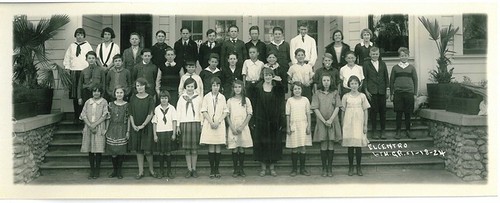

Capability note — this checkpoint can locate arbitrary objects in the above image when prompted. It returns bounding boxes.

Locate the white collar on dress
[204,67,221,73]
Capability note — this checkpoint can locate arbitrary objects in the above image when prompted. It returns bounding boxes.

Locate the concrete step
[40,155,445,171]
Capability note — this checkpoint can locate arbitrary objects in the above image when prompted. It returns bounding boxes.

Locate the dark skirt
[253,120,283,163]
[180,122,201,150]
[156,131,173,154]
[394,92,414,113]
[128,123,155,154]
[105,122,128,155]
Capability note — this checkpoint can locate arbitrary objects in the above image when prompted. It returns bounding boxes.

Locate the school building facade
[42,14,487,113]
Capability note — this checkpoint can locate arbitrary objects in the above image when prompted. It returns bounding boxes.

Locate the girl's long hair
[317,74,336,93]
[230,80,247,106]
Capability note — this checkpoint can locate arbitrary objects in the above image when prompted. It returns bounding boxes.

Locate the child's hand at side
[306,126,311,135]
[154,134,158,143]
[363,124,367,134]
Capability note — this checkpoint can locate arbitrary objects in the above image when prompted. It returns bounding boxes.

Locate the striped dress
[105,101,129,155]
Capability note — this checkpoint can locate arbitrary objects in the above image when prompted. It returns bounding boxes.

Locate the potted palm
[13,15,71,117]
[418,16,460,109]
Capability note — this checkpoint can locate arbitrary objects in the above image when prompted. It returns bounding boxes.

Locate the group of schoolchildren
[63,23,418,180]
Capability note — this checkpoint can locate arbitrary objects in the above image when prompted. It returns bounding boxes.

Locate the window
[297,20,318,45]
[463,14,487,54]
[215,20,237,41]
[368,14,409,57]
[263,20,285,44]
[182,20,203,41]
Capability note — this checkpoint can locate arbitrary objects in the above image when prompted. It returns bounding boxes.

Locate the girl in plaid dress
[285,82,312,177]
[176,78,203,178]
[80,86,108,179]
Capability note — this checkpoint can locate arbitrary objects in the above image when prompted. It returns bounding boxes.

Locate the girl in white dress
[286,82,312,177]
[226,80,253,177]
[341,75,370,176]
[200,77,228,178]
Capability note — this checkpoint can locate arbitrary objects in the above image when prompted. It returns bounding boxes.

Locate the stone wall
[13,124,56,184]
[420,109,488,182]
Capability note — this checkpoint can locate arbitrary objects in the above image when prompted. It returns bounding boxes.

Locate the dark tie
[232,39,235,44]
[75,42,86,57]
[302,36,305,42]
[184,41,187,46]
[160,107,169,124]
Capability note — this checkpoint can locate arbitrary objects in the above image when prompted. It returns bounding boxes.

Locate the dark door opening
[120,14,153,53]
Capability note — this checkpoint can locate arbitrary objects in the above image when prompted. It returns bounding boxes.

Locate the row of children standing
[64,24,417,180]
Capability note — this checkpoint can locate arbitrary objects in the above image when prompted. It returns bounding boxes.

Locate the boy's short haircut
[180,27,191,33]
[159,90,171,100]
[112,54,122,61]
[206,29,216,36]
[141,48,152,55]
[345,50,356,58]
[185,60,196,66]
[294,48,306,56]
[249,25,259,33]
[165,47,175,54]
[323,53,334,60]
[209,53,219,61]
[101,27,115,38]
[228,25,239,32]
[272,26,283,34]
[130,32,141,38]
[298,21,308,28]
[248,46,259,53]
[74,28,86,37]
[370,46,380,53]
[359,28,373,39]
[398,47,410,55]
[86,51,97,58]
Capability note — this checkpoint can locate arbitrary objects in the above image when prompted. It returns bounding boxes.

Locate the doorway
[120,14,153,52]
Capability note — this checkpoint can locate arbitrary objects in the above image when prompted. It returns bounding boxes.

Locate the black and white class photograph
[1,0,496,199]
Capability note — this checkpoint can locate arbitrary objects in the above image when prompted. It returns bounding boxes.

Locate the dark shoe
[300,169,311,176]
[321,168,327,177]
[117,173,123,179]
[192,170,199,178]
[406,130,416,139]
[209,172,215,179]
[348,166,354,176]
[289,170,297,177]
[215,169,221,178]
[167,170,175,179]
[395,130,401,140]
[239,169,246,177]
[270,169,278,177]
[88,169,94,180]
[328,168,334,177]
[356,166,363,176]
[93,169,100,179]
[108,171,117,178]
[232,169,239,178]
[259,170,266,177]
[150,171,161,179]
[379,130,386,139]
[135,173,144,180]
[184,170,192,178]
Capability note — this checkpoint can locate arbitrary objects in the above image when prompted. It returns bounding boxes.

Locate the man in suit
[198,29,221,69]
[220,25,247,71]
[174,27,199,72]
[363,47,389,139]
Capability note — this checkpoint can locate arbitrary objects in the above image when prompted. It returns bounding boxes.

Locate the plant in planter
[418,16,460,109]
[13,15,71,116]
[445,82,482,115]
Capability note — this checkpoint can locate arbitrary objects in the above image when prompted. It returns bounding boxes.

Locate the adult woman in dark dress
[325,30,351,71]
[151,30,172,68]
[253,67,285,177]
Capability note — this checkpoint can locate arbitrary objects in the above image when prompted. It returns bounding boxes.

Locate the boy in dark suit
[245,26,267,63]
[220,25,247,71]
[198,29,221,69]
[122,32,143,71]
[363,47,389,139]
[174,27,199,72]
